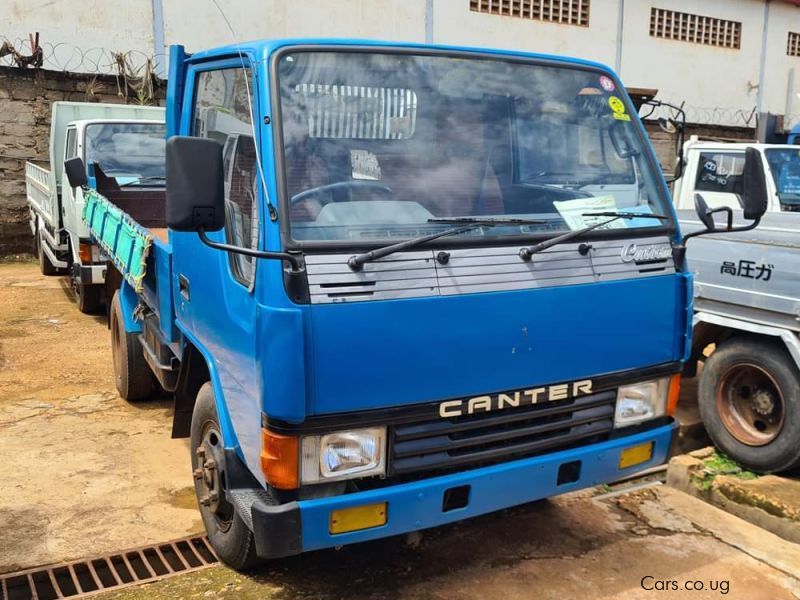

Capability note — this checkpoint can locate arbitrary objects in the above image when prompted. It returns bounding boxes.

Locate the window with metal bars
[649,8,741,49]
[788,31,800,57]
[469,0,590,27]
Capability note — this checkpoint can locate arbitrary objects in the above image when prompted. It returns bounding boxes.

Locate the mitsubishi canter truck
[64,40,766,569]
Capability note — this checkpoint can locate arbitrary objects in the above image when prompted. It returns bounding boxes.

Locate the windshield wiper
[518,211,668,261]
[120,175,166,187]
[347,217,545,271]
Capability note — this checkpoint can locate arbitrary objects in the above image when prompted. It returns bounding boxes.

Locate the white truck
[26,101,165,312]
[673,137,800,214]
[679,147,800,473]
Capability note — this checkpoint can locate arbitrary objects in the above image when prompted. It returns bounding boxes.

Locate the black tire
[110,291,154,401]
[699,337,800,473]
[37,231,59,276]
[74,281,103,314]
[191,383,261,571]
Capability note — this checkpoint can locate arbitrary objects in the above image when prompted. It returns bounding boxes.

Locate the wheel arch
[171,332,239,453]
[693,312,800,372]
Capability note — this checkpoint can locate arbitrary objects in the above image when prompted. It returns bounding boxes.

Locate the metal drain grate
[0,536,218,600]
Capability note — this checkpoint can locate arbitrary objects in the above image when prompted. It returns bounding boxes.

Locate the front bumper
[250,420,677,558]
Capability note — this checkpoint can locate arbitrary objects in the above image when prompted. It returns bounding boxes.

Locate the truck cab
[26,102,165,313]
[673,138,800,214]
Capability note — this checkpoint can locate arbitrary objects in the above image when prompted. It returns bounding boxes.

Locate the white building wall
[161,0,427,52]
[762,1,800,120]
[619,0,766,124]
[4,0,800,127]
[1,0,154,71]
[433,0,619,67]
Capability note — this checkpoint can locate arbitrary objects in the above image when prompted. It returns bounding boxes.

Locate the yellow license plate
[329,502,387,535]
[619,442,654,469]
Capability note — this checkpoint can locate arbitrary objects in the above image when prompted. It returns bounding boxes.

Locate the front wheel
[74,280,103,314]
[698,337,800,472]
[191,383,261,571]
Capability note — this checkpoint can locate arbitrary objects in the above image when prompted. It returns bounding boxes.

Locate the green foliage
[692,451,759,491]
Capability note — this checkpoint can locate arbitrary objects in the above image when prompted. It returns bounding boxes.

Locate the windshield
[765,148,800,208]
[277,51,670,244]
[84,122,166,180]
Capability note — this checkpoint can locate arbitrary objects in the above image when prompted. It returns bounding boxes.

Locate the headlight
[301,427,386,484]
[614,378,669,427]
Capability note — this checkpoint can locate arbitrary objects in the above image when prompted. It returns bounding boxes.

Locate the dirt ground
[0,261,201,573]
[1,260,799,600]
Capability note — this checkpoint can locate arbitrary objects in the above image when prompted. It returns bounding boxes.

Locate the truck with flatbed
[26,101,165,312]
[64,39,766,569]
[682,207,800,473]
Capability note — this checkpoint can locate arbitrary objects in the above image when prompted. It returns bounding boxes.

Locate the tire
[37,231,59,276]
[191,383,261,571]
[74,281,103,314]
[110,291,154,401]
[698,337,800,473]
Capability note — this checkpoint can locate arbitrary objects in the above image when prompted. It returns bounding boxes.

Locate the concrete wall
[0,67,165,255]
[4,0,800,125]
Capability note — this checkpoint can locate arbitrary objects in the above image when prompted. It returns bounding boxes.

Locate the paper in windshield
[554,196,656,230]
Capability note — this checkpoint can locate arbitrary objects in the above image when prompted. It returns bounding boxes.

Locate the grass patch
[692,451,759,491]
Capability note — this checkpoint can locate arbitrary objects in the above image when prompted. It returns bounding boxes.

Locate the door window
[65,128,77,159]
[192,68,258,286]
[694,152,745,195]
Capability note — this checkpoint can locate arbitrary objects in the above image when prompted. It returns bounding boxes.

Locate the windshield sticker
[553,196,626,230]
[351,149,382,180]
[599,76,615,92]
[608,95,630,121]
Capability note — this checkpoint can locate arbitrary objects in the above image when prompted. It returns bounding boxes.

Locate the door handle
[179,274,190,301]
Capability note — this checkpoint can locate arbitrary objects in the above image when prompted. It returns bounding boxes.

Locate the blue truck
[63,39,767,569]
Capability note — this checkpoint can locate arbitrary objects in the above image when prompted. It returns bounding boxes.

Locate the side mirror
[694,193,716,231]
[741,147,769,221]
[64,157,88,188]
[166,136,225,232]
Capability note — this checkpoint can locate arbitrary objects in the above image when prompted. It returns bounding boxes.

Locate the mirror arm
[198,229,303,272]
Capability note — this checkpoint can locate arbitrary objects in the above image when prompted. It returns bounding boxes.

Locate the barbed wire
[642,100,759,128]
[1,35,164,104]
[0,35,164,77]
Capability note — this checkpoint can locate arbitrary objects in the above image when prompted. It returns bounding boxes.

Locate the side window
[192,68,258,286]
[695,152,745,195]
[65,128,77,159]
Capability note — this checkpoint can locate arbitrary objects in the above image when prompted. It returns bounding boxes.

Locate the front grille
[389,390,616,476]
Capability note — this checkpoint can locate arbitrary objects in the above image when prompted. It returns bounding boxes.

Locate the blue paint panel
[297,422,676,552]
[306,274,681,416]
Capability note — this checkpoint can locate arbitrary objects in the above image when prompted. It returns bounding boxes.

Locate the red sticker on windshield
[599,75,615,92]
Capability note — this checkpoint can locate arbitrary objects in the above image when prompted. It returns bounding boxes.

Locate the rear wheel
[110,291,154,401]
[699,337,800,472]
[191,383,261,571]
[37,230,58,276]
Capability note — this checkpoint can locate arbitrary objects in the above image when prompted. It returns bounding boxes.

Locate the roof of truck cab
[185,38,617,75]
[684,142,800,151]
[66,118,165,128]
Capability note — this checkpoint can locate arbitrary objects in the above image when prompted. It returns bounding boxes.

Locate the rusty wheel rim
[716,363,785,446]
[194,421,234,533]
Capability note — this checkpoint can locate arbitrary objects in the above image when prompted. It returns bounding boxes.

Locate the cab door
[171,58,265,473]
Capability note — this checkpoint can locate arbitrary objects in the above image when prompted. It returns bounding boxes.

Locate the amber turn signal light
[260,429,299,490]
[78,242,93,263]
[666,374,681,416]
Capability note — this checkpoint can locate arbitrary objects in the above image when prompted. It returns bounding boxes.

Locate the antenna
[208,0,278,221]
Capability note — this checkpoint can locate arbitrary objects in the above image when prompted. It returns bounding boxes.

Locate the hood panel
[307,275,684,416]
